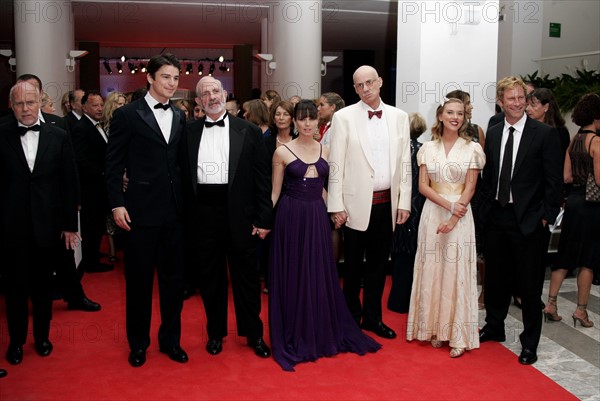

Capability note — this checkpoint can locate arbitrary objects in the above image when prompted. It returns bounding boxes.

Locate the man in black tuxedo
[72,90,113,274]
[184,76,272,358]
[64,89,84,132]
[12,74,100,312]
[105,53,188,368]
[0,81,80,365]
[479,76,562,365]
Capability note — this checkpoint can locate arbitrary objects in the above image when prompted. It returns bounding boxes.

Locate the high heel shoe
[572,304,594,328]
[543,295,562,322]
[450,348,465,358]
[431,339,443,348]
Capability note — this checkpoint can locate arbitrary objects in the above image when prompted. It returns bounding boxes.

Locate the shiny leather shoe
[518,348,538,365]
[479,329,506,343]
[35,340,53,357]
[6,345,23,365]
[206,339,223,356]
[128,349,146,367]
[247,337,271,358]
[67,297,101,312]
[0,368,6,378]
[361,322,397,339]
[160,346,188,363]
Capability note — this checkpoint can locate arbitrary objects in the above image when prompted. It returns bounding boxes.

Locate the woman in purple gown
[269,100,381,371]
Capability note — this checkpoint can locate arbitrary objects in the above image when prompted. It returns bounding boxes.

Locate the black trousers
[343,202,393,326]
[3,241,57,346]
[483,202,547,351]
[123,219,184,351]
[193,184,263,341]
[79,187,108,271]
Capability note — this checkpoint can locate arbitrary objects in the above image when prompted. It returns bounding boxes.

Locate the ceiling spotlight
[103,60,112,74]
[116,62,123,74]
[198,63,204,75]
[120,55,126,62]
[186,63,193,75]
[218,56,224,63]
[140,63,146,73]
[128,62,136,74]
[208,62,215,76]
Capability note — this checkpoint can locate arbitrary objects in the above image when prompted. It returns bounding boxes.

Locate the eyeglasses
[354,78,379,90]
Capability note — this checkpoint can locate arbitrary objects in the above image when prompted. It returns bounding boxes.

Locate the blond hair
[496,76,527,101]
[430,99,469,142]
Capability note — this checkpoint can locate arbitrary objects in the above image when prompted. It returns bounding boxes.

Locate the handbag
[586,172,600,202]
[585,135,600,202]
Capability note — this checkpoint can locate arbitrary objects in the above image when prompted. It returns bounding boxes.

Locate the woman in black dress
[543,93,600,327]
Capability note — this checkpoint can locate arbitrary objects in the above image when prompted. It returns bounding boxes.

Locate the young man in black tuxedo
[183,76,272,358]
[479,76,562,365]
[0,81,80,365]
[105,53,188,368]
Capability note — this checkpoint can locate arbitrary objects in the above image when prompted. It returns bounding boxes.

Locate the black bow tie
[204,119,226,128]
[18,124,40,136]
[153,103,170,111]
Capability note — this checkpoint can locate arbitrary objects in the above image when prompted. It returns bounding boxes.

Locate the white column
[396,0,499,140]
[14,0,75,116]
[497,0,543,80]
[270,0,322,100]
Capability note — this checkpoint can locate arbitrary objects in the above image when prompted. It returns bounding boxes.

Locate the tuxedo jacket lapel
[32,124,51,174]
[512,118,535,178]
[187,121,203,196]
[353,106,374,170]
[168,106,182,145]
[136,99,164,142]
[384,105,399,175]
[6,126,30,173]
[491,122,505,183]
[229,118,244,189]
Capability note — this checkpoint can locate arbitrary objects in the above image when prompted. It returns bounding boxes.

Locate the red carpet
[0,255,578,401]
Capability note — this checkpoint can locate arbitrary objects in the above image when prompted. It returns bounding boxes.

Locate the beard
[204,99,225,116]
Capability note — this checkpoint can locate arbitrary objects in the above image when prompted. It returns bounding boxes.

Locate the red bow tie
[368,110,382,120]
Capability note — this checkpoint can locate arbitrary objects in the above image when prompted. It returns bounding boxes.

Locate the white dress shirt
[497,113,527,203]
[198,113,230,184]
[19,119,41,172]
[362,101,391,191]
[144,93,173,143]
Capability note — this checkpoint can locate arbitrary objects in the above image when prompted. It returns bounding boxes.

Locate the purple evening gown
[269,146,381,372]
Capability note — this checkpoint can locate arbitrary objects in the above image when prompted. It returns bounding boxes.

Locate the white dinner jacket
[327,101,412,231]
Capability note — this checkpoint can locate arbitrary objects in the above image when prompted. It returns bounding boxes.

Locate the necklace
[276,135,291,145]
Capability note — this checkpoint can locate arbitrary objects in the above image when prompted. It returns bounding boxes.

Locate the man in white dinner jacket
[327,65,412,339]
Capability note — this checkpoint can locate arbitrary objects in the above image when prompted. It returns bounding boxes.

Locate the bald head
[10,81,41,126]
[353,65,382,109]
[196,76,227,120]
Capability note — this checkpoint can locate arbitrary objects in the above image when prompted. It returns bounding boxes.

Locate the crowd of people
[0,53,599,377]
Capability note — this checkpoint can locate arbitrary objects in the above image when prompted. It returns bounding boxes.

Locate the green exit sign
[549,22,561,38]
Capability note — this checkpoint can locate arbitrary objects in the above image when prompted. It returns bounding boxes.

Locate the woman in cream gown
[406,98,485,358]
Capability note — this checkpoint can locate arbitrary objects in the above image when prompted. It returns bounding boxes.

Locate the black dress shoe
[0,368,6,378]
[6,345,23,365]
[206,339,223,355]
[68,297,101,312]
[85,262,114,273]
[159,346,188,363]
[128,349,146,367]
[518,348,538,365]
[479,329,506,343]
[361,322,397,339]
[247,337,271,358]
[35,340,53,357]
